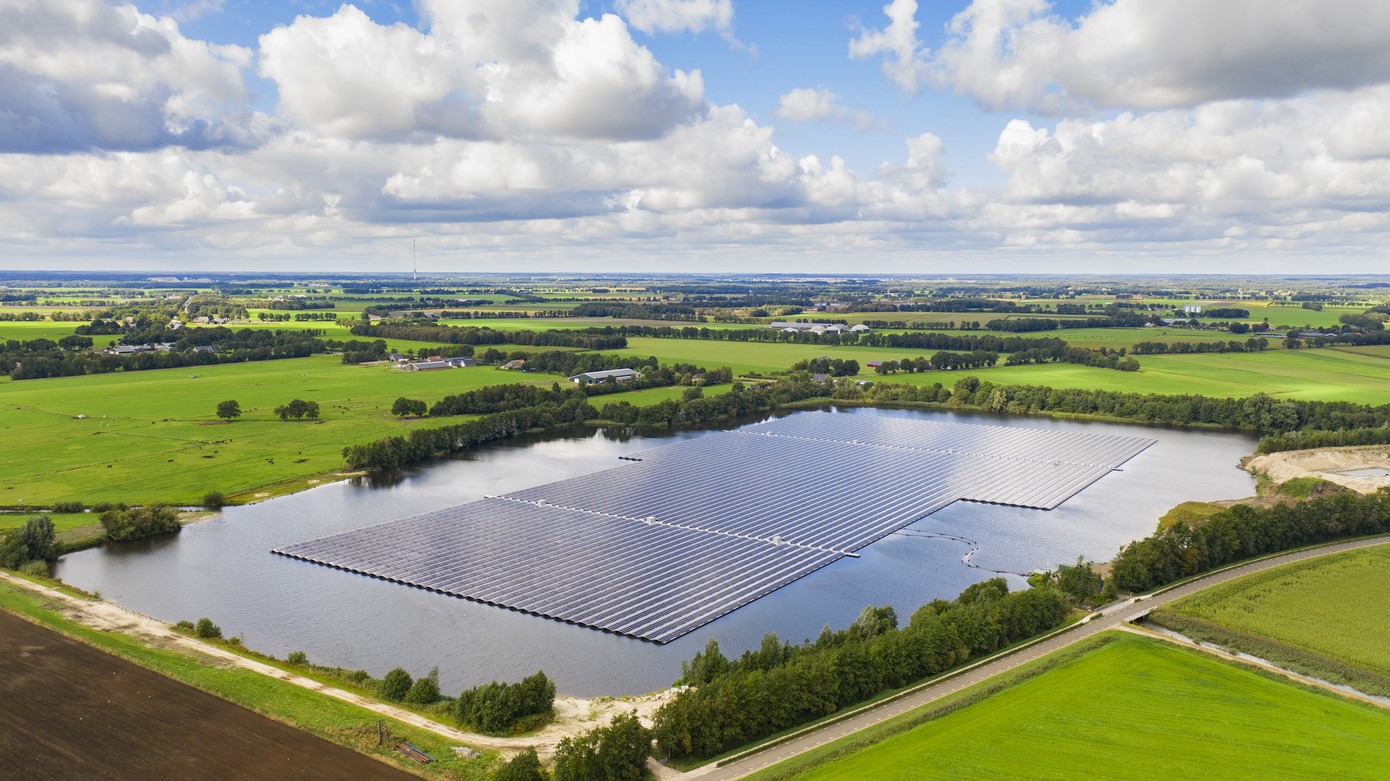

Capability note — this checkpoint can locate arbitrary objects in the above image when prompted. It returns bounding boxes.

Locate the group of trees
[1256,425,1390,454]
[0,516,57,569]
[274,399,320,421]
[100,505,180,542]
[391,397,428,417]
[1003,345,1139,371]
[455,671,556,734]
[790,357,861,376]
[380,667,443,705]
[869,351,997,374]
[343,399,598,471]
[651,580,1071,761]
[1109,489,1390,593]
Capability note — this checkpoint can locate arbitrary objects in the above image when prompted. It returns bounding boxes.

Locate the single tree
[194,617,222,639]
[381,668,413,702]
[215,399,241,421]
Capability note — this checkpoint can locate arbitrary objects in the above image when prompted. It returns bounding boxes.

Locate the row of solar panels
[730,412,1158,468]
[274,412,1155,643]
[275,500,843,643]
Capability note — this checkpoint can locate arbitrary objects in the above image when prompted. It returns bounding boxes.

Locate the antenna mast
[412,239,417,282]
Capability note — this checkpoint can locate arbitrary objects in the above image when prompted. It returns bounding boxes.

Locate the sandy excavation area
[1246,446,1390,494]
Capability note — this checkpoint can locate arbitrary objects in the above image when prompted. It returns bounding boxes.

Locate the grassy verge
[1151,544,1390,696]
[739,635,1117,781]
[0,579,496,779]
[747,632,1390,781]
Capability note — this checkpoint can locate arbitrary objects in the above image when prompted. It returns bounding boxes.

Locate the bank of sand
[1245,446,1390,494]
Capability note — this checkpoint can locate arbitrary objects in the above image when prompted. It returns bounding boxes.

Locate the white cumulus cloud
[0,0,252,152]
[934,0,1390,112]
[258,0,705,142]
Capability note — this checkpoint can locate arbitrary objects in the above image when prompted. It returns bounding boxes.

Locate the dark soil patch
[0,610,417,781]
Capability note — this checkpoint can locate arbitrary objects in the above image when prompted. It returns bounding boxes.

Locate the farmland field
[0,609,420,781]
[0,355,575,506]
[879,347,1390,404]
[753,633,1390,781]
[1153,545,1390,694]
[594,336,982,376]
[0,319,85,342]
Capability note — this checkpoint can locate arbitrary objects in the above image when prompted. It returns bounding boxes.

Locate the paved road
[684,535,1390,780]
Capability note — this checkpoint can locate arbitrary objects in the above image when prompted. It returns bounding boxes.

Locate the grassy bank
[1151,544,1390,695]
[748,632,1390,781]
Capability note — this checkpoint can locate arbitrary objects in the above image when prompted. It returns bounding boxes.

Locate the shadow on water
[55,406,1257,697]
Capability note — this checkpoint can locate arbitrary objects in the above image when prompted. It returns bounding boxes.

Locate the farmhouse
[569,368,641,384]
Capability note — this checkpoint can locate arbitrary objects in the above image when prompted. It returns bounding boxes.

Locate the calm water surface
[56,407,1256,696]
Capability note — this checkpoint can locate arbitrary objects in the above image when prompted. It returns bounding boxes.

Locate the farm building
[401,360,453,371]
[569,368,641,384]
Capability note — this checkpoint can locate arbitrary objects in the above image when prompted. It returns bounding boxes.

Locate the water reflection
[55,407,1256,696]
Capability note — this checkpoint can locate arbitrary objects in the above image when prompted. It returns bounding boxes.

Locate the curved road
[683,535,1390,780]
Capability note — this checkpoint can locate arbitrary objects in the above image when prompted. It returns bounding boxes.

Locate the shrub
[51,501,85,513]
[405,668,442,705]
[90,502,114,513]
[176,620,195,632]
[194,617,222,639]
[18,560,50,578]
[381,668,413,702]
[202,491,226,510]
[287,651,308,666]
[100,505,181,542]
[493,748,547,781]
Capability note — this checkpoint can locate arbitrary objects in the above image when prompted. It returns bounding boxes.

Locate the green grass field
[594,337,972,376]
[880,348,1390,404]
[0,355,575,506]
[755,633,1390,781]
[0,320,84,342]
[1156,545,1390,692]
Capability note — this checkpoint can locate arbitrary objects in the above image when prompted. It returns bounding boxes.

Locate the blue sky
[2,0,1388,273]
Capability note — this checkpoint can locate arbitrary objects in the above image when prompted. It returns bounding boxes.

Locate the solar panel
[273,412,1154,643]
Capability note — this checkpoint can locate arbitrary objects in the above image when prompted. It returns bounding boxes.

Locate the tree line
[1132,339,1270,354]
[455,671,556,734]
[1109,489,1390,593]
[1256,426,1390,454]
[3,328,335,380]
[651,579,1071,761]
[348,322,626,350]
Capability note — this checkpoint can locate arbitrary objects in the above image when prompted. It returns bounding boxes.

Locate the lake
[55,407,1256,696]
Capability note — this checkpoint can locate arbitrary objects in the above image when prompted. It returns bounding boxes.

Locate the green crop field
[1155,545,1390,693]
[755,633,1390,781]
[0,320,84,342]
[592,337,958,376]
[435,317,756,332]
[881,347,1390,404]
[0,355,582,506]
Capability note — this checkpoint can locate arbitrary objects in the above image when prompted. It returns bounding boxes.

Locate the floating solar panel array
[273,412,1154,643]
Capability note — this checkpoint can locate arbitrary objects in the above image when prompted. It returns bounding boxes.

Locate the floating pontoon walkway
[273,412,1154,643]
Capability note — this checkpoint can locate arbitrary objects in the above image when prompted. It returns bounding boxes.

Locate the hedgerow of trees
[652,580,1070,760]
[0,515,57,569]
[1108,489,1390,593]
[100,505,181,542]
[455,671,555,734]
